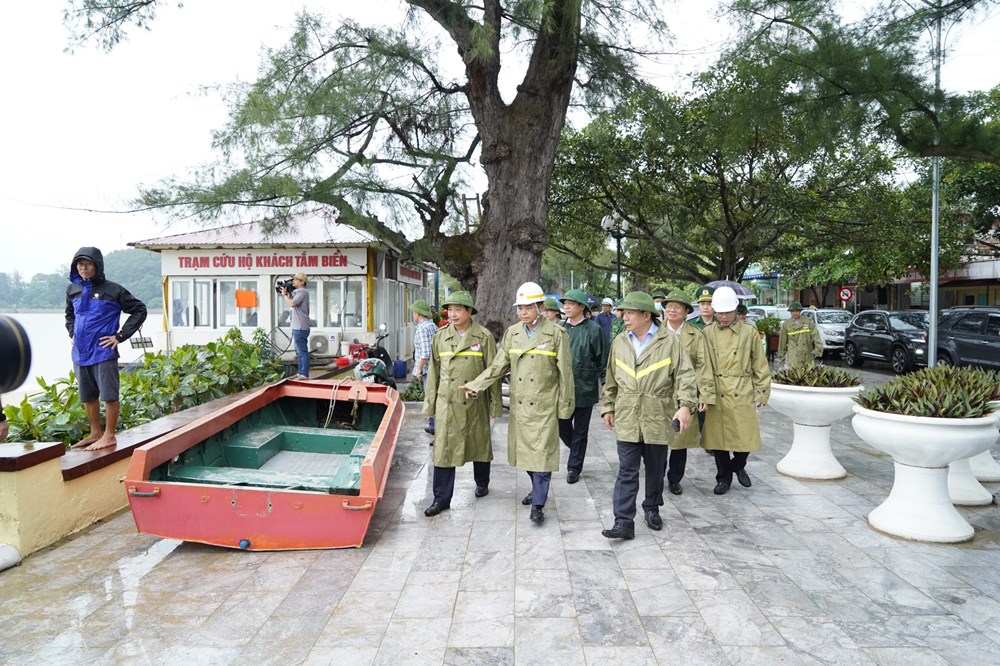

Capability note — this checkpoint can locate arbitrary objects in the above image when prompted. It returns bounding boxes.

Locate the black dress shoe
[423,502,449,517]
[521,492,533,506]
[668,482,683,496]
[601,522,635,540]
[713,482,730,495]
[644,510,663,531]
[566,471,581,484]
[529,506,544,524]
[736,469,752,487]
[475,486,489,498]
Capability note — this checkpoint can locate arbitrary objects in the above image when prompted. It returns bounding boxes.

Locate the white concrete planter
[968,449,1000,482]
[948,457,995,506]
[970,404,1000,482]
[769,383,861,480]
[852,406,1000,543]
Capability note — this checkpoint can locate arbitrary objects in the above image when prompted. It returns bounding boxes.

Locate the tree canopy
[64,0,670,334]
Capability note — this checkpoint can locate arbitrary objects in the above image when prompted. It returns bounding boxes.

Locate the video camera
[275,278,295,295]
[0,315,32,394]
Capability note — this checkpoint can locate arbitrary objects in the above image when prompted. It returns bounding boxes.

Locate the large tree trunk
[411,0,581,336]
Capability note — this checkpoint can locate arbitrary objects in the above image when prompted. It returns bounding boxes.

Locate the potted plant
[756,316,782,356]
[852,365,1000,543]
[968,394,1000,481]
[769,365,862,480]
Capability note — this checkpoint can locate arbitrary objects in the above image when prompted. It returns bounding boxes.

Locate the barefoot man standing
[65,247,147,450]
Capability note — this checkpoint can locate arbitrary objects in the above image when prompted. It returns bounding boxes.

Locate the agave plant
[772,365,861,388]
[855,365,999,419]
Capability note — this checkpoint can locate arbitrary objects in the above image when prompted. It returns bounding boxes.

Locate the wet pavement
[2,374,999,665]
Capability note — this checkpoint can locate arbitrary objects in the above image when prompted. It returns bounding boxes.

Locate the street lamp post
[601,214,630,299]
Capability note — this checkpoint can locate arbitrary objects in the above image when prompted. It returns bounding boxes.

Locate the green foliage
[773,365,861,388]
[755,316,782,336]
[854,365,1000,419]
[0,249,162,310]
[3,329,282,445]
[547,76,905,285]
[729,0,1000,164]
[399,380,425,403]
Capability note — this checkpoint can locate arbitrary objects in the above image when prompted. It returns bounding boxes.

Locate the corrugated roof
[130,209,382,250]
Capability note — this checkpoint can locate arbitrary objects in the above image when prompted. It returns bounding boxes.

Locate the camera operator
[281,273,311,379]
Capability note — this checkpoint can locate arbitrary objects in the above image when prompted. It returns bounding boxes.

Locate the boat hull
[124,379,403,550]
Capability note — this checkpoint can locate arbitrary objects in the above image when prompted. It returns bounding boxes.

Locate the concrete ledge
[0,387,262,557]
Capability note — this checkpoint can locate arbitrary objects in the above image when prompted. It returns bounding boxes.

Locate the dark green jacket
[560,317,608,408]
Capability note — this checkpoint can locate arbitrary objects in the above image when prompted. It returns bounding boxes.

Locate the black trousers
[666,448,688,484]
[612,440,668,525]
[432,462,491,506]
[558,405,593,474]
[711,450,749,484]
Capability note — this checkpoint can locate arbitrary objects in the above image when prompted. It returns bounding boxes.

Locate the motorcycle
[352,324,396,389]
[354,357,396,389]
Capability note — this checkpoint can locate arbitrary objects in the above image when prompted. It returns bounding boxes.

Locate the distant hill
[0,248,163,310]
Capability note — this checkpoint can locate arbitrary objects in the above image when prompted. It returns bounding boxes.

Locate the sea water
[1,310,161,404]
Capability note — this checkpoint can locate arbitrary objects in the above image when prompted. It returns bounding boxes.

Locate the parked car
[800,308,853,356]
[747,305,791,321]
[843,310,930,373]
[936,306,1000,369]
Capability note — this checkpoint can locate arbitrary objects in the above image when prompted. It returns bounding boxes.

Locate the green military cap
[651,290,667,300]
[441,291,477,314]
[788,301,804,311]
[663,291,694,313]
[736,303,749,315]
[561,288,590,311]
[618,291,658,316]
[543,297,561,312]
[695,285,715,302]
[409,300,432,317]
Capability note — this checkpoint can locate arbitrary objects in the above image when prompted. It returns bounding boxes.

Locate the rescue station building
[130,210,435,363]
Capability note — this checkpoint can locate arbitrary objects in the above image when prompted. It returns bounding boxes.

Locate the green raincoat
[465,318,575,472]
[664,321,711,449]
[611,316,625,339]
[700,320,772,453]
[777,317,823,368]
[601,325,698,446]
[560,317,607,408]
[424,321,501,467]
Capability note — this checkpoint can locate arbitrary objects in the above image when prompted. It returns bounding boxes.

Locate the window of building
[170,281,192,328]
[323,278,365,329]
[193,280,213,327]
[220,280,259,327]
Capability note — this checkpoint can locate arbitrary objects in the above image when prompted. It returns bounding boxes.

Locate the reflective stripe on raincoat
[601,325,697,446]
[465,318,574,472]
[424,321,500,467]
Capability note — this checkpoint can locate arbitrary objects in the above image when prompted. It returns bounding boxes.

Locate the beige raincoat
[465,318,574,472]
[424,321,501,467]
[601,325,698,445]
[777,317,823,368]
[701,320,772,452]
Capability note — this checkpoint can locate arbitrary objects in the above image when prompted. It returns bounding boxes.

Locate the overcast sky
[1,1,997,280]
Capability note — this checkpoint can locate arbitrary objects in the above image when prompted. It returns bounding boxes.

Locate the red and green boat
[124,378,403,550]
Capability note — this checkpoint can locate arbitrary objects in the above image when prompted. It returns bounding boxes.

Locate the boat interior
[149,395,388,495]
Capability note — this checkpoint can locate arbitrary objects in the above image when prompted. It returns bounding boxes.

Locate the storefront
[130,211,435,362]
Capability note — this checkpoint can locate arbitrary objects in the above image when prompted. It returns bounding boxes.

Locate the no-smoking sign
[839,287,854,301]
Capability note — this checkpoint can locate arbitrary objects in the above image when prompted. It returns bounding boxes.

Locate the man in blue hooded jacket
[65,247,147,450]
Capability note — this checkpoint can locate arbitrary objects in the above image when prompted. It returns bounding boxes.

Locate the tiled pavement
[2,381,999,665]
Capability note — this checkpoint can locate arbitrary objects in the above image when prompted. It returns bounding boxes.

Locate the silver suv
[800,308,853,356]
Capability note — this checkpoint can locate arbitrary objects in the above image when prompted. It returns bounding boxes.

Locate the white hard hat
[602,298,614,306]
[513,281,546,306]
[712,286,739,313]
